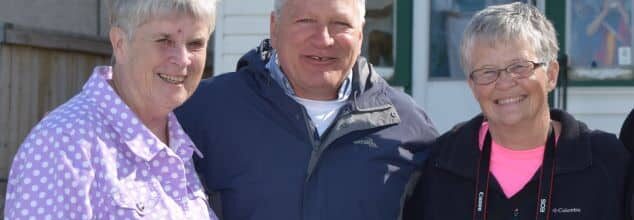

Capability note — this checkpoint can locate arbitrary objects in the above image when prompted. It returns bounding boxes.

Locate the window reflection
[363,0,395,79]
[568,0,632,81]
[429,0,527,79]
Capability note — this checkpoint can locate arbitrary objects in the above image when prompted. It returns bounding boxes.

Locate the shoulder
[383,86,428,119]
[19,96,102,158]
[430,115,482,154]
[585,128,629,159]
[384,87,439,138]
[194,71,253,95]
[619,108,634,150]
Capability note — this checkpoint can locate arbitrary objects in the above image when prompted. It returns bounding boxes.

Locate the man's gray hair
[460,2,559,73]
[108,0,218,39]
[273,0,366,22]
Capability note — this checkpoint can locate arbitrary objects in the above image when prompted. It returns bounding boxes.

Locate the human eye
[471,69,497,81]
[187,40,206,51]
[333,20,352,28]
[508,63,532,74]
[155,37,174,47]
[296,18,315,24]
[477,69,498,77]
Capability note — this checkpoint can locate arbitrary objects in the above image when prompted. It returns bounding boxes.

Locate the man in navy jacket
[176,0,438,219]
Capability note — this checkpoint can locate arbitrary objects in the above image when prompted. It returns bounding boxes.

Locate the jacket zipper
[512,208,520,220]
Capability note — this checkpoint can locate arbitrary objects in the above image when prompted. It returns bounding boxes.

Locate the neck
[295,91,338,101]
[110,72,170,144]
[488,112,553,150]
[141,115,169,145]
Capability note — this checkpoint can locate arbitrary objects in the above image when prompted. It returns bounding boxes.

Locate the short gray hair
[273,0,366,22]
[460,2,559,73]
[108,0,218,38]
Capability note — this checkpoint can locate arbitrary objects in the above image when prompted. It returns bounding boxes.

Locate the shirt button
[136,202,146,216]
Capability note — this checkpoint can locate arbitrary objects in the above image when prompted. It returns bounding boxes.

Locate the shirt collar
[265,51,352,101]
[82,66,204,161]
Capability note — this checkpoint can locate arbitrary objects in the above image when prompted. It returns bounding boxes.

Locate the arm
[587,7,610,35]
[621,109,634,151]
[4,131,95,219]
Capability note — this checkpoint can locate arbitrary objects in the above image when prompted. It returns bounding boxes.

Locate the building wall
[0,0,109,37]
[213,0,272,75]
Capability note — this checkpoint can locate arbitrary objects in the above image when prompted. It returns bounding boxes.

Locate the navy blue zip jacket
[175,40,438,220]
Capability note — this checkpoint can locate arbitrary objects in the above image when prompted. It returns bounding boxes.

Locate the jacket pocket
[111,179,161,217]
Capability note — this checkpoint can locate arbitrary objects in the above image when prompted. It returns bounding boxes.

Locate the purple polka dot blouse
[4,66,218,220]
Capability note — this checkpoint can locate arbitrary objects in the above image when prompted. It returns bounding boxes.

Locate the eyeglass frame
[468,60,546,85]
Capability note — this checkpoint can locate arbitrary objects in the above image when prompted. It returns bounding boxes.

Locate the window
[362,0,396,79]
[567,0,633,83]
[428,0,528,79]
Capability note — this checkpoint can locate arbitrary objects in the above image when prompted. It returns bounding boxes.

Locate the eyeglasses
[469,60,546,85]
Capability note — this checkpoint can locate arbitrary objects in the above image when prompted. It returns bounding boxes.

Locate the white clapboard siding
[567,87,634,134]
[214,0,273,75]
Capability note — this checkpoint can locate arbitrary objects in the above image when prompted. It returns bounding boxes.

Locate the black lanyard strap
[472,124,557,220]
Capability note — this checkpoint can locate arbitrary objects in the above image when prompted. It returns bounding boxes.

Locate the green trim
[0,22,8,43]
[390,0,413,94]
[545,2,568,107]
[545,1,565,59]
[569,80,634,87]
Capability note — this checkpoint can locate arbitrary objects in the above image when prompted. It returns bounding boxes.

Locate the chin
[165,96,188,109]
[492,115,526,126]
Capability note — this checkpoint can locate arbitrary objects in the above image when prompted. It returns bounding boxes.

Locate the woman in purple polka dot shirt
[4,0,218,219]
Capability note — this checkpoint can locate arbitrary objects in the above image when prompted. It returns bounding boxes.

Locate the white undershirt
[293,96,347,136]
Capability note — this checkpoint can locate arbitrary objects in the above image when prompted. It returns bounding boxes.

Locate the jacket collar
[433,109,592,179]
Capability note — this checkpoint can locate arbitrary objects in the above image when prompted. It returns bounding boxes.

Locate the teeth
[497,96,524,105]
[158,73,185,84]
[309,56,331,61]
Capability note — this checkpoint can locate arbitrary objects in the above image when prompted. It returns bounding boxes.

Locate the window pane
[567,0,633,81]
[429,0,527,79]
[363,0,395,78]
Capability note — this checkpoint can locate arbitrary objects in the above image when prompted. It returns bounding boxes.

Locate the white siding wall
[567,88,634,134]
[214,0,273,75]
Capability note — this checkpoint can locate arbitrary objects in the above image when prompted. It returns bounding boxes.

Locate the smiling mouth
[307,55,336,62]
[157,73,185,84]
[495,95,527,105]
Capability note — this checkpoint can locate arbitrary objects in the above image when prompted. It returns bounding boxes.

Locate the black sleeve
[621,109,634,151]
[402,175,425,220]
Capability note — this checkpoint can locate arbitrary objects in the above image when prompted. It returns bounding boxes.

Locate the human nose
[169,44,192,67]
[311,24,335,48]
[494,68,517,88]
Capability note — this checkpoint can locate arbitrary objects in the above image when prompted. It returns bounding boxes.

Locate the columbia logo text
[353,137,378,148]
[552,208,582,214]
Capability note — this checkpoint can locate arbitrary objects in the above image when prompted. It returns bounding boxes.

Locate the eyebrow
[152,33,171,39]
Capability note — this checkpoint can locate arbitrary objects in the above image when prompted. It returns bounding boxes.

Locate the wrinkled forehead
[465,36,538,68]
[282,0,363,18]
[465,34,536,59]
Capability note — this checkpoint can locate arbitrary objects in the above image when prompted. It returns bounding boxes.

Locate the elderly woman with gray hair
[4,0,218,219]
[404,2,630,220]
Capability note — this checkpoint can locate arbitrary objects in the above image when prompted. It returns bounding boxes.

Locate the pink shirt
[5,66,217,220]
[478,122,544,198]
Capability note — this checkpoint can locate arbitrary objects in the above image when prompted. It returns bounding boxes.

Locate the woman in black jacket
[404,2,630,220]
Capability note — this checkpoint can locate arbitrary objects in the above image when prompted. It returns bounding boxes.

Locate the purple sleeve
[4,129,95,220]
